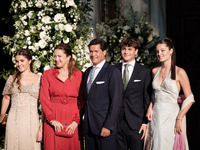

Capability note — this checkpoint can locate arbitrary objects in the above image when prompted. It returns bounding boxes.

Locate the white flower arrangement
[96,9,160,68]
[0,0,93,79]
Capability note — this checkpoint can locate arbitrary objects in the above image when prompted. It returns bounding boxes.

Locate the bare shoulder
[152,67,160,76]
[176,66,188,80]
[176,66,187,77]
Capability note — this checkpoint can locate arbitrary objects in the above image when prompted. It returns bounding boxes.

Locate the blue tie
[87,67,97,93]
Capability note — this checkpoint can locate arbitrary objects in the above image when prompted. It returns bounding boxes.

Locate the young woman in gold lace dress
[0,49,42,150]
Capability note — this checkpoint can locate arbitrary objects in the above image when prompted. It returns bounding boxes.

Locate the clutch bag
[0,114,8,123]
[55,123,74,138]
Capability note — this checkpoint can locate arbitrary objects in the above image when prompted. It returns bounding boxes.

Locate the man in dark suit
[116,37,152,150]
[83,38,123,150]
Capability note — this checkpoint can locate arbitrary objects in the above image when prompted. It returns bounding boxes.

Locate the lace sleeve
[2,75,14,95]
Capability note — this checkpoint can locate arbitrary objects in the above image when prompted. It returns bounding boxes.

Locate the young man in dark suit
[83,38,123,150]
[116,37,152,150]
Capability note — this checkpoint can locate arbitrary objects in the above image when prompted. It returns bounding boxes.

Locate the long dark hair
[11,49,33,91]
[54,43,76,80]
[157,37,176,80]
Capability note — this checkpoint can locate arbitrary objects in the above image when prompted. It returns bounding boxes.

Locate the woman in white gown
[146,37,195,150]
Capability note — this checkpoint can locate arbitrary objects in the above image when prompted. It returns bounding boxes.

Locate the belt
[50,97,77,105]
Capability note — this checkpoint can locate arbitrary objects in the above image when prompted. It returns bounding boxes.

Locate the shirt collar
[122,59,136,67]
[93,59,106,69]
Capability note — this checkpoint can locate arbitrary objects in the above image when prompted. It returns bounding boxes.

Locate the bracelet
[176,118,182,121]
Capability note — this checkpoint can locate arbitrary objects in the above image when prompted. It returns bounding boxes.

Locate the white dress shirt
[87,60,106,84]
[122,59,136,79]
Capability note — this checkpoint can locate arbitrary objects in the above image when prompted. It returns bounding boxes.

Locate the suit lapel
[88,62,108,94]
[126,62,140,90]
[116,63,122,73]
[84,66,92,96]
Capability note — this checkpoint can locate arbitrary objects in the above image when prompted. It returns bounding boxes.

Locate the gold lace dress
[2,75,41,150]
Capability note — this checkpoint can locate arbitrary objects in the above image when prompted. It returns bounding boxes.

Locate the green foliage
[96,8,160,69]
[0,0,93,79]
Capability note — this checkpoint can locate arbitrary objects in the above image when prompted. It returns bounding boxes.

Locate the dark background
[0,0,13,146]
[167,0,200,149]
[1,0,200,149]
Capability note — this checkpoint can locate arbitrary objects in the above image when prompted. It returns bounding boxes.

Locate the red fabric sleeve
[40,71,55,123]
[72,70,83,124]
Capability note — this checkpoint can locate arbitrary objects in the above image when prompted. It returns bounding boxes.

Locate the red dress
[40,68,82,150]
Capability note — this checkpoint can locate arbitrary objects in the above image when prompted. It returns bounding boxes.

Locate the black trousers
[116,118,144,150]
[85,132,117,150]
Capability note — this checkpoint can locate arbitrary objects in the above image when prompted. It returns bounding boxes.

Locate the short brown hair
[88,38,107,51]
[120,37,139,49]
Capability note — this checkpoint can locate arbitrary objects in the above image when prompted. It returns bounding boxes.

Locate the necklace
[58,69,68,75]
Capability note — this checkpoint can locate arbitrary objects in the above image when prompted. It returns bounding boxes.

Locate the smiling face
[121,45,138,64]
[89,44,106,66]
[156,43,173,63]
[54,49,71,69]
[15,55,31,73]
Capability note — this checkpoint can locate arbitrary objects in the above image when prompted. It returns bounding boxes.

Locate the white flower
[39,31,47,40]
[27,11,34,18]
[30,26,36,33]
[54,13,66,23]
[37,23,43,30]
[2,36,10,43]
[20,1,27,9]
[37,72,42,75]
[58,24,65,31]
[64,24,73,32]
[123,25,130,30]
[66,0,77,8]
[22,21,27,26]
[41,16,51,24]
[63,37,69,44]
[38,40,47,49]
[138,36,143,43]
[33,59,41,69]
[135,26,140,34]
[11,48,15,52]
[44,65,51,71]
[42,50,47,56]
[24,30,30,36]
[54,25,59,31]
[27,41,32,45]
[28,46,35,51]
[35,0,43,8]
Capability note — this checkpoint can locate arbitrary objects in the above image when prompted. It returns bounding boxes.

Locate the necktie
[87,67,97,93]
[123,64,130,90]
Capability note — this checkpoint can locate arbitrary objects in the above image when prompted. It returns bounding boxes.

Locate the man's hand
[138,124,147,139]
[100,127,111,137]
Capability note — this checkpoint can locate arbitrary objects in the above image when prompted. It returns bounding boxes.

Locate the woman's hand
[174,119,182,134]
[66,121,78,135]
[36,128,43,142]
[50,120,63,132]
[146,103,153,121]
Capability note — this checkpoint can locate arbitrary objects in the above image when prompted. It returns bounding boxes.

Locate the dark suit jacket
[83,62,123,135]
[116,62,152,130]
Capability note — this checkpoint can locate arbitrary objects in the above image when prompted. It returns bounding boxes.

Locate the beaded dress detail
[2,75,41,150]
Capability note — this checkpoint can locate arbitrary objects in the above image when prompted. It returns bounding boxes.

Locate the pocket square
[96,81,105,84]
[134,79,141,82]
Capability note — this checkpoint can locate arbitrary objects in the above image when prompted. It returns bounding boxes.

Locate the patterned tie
[87,67,97,93]
[123,64,130,90]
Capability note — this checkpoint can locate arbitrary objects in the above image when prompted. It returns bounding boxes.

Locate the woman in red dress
[40,43,82,150]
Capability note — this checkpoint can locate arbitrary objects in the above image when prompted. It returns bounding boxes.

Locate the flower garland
[0,0,93,79]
